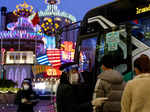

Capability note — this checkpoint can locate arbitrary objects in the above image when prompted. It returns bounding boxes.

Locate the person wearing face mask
[15,79,39,112]
[68,65,80,85]
[56,62,108,112]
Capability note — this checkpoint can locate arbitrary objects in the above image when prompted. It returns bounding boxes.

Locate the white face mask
[23,85,30,90]
[69,73,79,84]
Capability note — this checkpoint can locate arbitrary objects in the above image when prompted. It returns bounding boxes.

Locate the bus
[74,0,150,86]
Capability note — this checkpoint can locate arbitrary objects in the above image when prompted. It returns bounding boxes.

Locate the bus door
[95,26,132,82]
[76,16,132,86]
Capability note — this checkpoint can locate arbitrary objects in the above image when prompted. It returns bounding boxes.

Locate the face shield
[69,68,79,84]
[63,64,79,84]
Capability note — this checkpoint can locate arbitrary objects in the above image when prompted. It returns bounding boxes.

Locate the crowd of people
[14,53,150,112]
[56,54,150,112]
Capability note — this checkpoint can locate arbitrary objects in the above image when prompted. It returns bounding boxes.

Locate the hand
[21,98,28,103]
[92,97,108,107]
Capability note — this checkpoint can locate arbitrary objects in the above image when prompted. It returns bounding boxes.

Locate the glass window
[22,55,27,60]
[79,37,97,72]
[131,18,150,47]
[96,30,129,75]
[10,55,14,60]
[16,55,20,60]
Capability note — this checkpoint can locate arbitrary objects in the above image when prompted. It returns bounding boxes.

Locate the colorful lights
[2,17,47,40]
[47,49,62,68]
[7,23,16,31]
[0,30,45,40]
[61,41,75,62]
[39,5,77,22]
[41,17,60,35]
[13,1,34,17]
[32,65,61,76]
[7,17,36,32]
[37,55,51,65]
[42,35,56,49]
[47,68,60,76]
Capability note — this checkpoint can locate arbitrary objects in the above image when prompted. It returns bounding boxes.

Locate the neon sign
[61,41,75,62]
[32,65,61,76]
[37,55,51,65]
[136,4,150,14]
[0,30,44,39]
[39,5,76,22]
[47,68,57,76]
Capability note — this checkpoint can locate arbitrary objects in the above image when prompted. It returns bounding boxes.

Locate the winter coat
[56,72,93,112]
[15,88,38,112]
[93,69,125,112]
[121,73,150,112]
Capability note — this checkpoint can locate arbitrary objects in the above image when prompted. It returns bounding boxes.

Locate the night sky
[0,0,114,21]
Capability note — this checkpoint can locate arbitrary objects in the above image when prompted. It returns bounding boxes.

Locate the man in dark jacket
[15,79,39,112]
[56,63,107,112]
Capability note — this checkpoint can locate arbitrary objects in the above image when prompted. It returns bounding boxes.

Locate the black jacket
[56,72,93,112]
[15,88,38,112]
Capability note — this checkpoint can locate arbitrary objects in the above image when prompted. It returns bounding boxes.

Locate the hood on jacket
[134,73,150,79]
[98,70,123,84]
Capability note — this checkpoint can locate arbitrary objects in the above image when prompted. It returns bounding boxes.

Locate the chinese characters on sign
[106,31,120,51]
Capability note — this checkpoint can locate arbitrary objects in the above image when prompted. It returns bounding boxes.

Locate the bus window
[131,18,150,47]
[131,18,150,60]
[95,30,130,76]
[79,37,97,72]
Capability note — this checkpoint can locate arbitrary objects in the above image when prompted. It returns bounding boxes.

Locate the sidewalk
[0,100,56,112]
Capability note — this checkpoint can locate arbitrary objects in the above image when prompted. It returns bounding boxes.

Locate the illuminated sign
[32,65,61,76]
[136,4,150,14]
[42,36,56,49]
[40,17,60,35]
[61,41,75,62]
[0,30,44,39]
[46,68,61,76]
[106,31,120,51]
[39,5,76,22]
[47,49,61,68]
[47,68,57,76]
[37,55,51,65]
[1,17,45,39]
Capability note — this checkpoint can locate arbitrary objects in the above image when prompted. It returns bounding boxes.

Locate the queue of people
[56,54,150,112]
[14,53,150,112]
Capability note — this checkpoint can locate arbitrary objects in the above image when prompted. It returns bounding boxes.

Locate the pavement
[0,99,56,112]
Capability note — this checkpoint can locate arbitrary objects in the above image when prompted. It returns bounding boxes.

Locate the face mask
[23,85,30,90]
[69,73,79,84]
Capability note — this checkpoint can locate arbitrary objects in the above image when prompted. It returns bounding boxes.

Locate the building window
[22,55,27,60]
[10,55,14,60]
[16,55,20,60]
